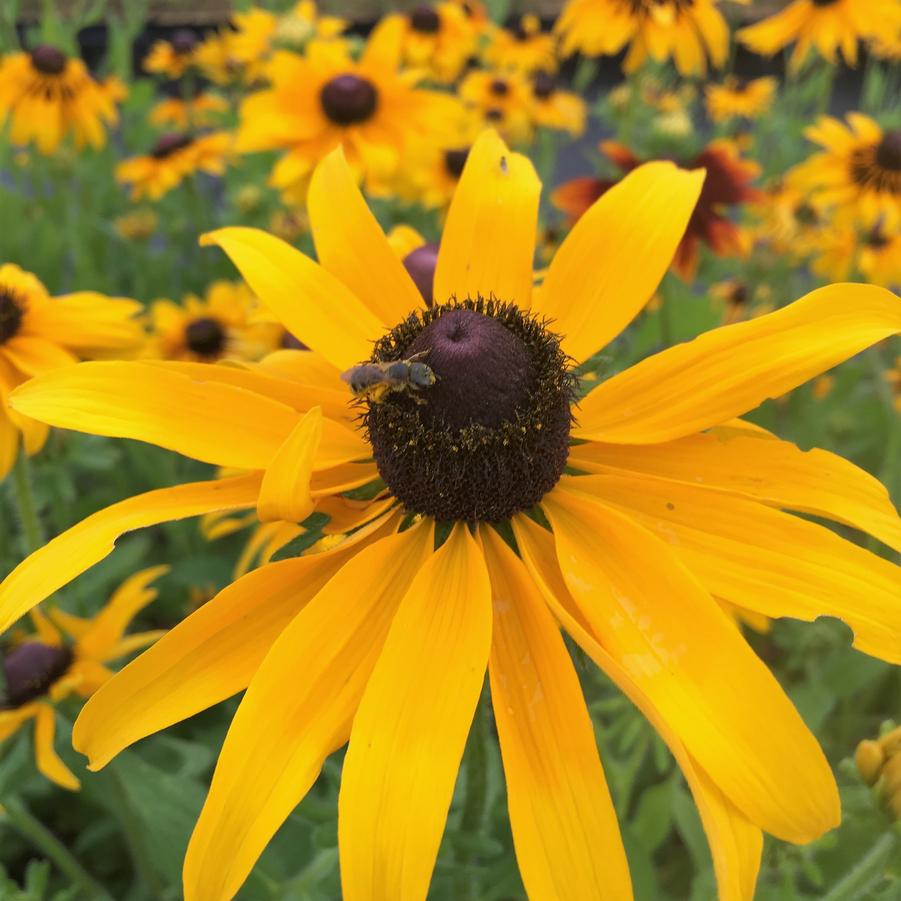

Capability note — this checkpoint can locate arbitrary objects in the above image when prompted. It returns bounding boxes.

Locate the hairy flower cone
[365,299,572,522]
[2,642,72,708]
[0,289,25,343]
[29,45,67,76]
[876,132,901,173]
[320,75,379,126]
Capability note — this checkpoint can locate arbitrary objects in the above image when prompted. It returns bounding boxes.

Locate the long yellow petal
[74,511,401,772]
[573,471,901,663]
[183,521,434,901]
[309,147,423,325]
[535,162,704,363]
[434,130,540,309]
[569,427,901,553]
[575,284,901,443]
[541,485,839,842]
[0,474,262,635]
[200,227,382,371]
[481,527,633,901]
[34,704,79,791]
[257,407,322,523]
[513,514,764,901]
[338,524,492,901]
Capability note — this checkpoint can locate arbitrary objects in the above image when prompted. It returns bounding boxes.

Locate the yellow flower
[193,9,277,86]
[458,69,533,143]
[0,45,120,154]
[235,19,462,199]
[274,1,348,50]
[0,567,167,790]
[0,263,142,480]
[868,28,901,60]
[144,281,282,363]
[4,133,901,901]
[113,208,158,242]
[149,92,228,130]
[738,0,900,70]
[856,724,901,819]
[143,30,198,79]
[388,2,478,83]
[555,0,729,77]
[705,76,777,122]
[115,131,231,201]
[529,71,586,135]
[709,278,772,324]
[859,223,901,289]
[484,13,558,74]
[789,113,901,232]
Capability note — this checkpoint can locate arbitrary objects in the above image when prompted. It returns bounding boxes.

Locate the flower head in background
[705,75,777,123]
[3,133,900,901]
[0,567,167,789]
[484,13,558,74]
[555,0,729,76]
[528,71,586,136]
[143,29,199,79]
[858,223,901,289]
[273,1,348,51]
[390,2,478,83]
[193,8,277,85]
[0,45,121,154]
[459,68,533,143]
[149,92,228,130]
[0,263,143,480]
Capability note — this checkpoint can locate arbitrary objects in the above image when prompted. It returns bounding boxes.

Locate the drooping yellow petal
[26,292,143,355]
[0,474,262,635]
[535,162,704,363]
[1,336,78,376]
[568,427,901,553]
[200,227,382,371]
[74,511,400,772]
[183,521,434,901]
[339,524,492,901]
[34,704,79,791]
[541,485,839,843]
[481,527,633,901]
[575,284,901,444]
[309,147,423,325]
[257,407,322,523]
[573,472,901,664]
[0,704,39,743]
[513,513,764,901]
[434,130,540,309]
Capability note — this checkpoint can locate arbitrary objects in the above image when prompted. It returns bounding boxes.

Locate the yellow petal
[74,511,401,772]
[34,704,79,791]
[200,227,382,371]
[339,524,492,901]
[434,130,540,309]
[183,521,434,901]
[257,407,322,523]
[541,485,839,842]
[27,292,143,354]
[309,147,423,324]
[535,162,704,363]
[0,474,262,635]
[513,513,764,901]
[2,336,78,375]
[569,428,901,553]
[575,284,901,443]
[0,704,39,743]
[573,471,901,664]
[481,527,633,901]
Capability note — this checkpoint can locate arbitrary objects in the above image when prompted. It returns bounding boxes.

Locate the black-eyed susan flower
[738,0,900,70]
[193,8,277,86]
[143,29,198,79]
[388,2,478,83]
[149,92,228,130]
[790,113,901,232]
[529,71,586,136]
[235,19,462,200]
[705,75,777,123]
[859,223,901,288]
[145,281,282,363]
[113,208,159,243]
[0,567,167,790]
[709,278,773,324]
[0,263,142,481]
[115,131,231,202]
[274,1,348,50]
[3,133,901,901]
[555,0,729,76]
[459,68,533,143]
[0,45,120,154]
[484,14,558,74]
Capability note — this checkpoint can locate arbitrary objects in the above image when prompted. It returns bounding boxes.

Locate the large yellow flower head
[0,45,121,154]
[2,131,901,901]
[0,263,142,480]
[789,113,901,232]
[555,0,729,77]
[738,0,900,70]
[0,567,167,790]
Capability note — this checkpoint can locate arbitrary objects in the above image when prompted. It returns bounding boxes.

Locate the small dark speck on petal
[666,502,675,510]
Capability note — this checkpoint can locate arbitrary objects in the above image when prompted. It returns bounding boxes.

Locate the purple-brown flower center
[875,131,901,172]
[532,71,556,99]
[185,316,227,357]
[30,45,67,76]
[320,74,379,126]
[170,28,198,55]
[151,133,194,159]
[0,288,25,344]
[2,642,73,708]
[410,5,441,34]
[402,244,440,308]
[443,147,470,178]
[490,78,510,97]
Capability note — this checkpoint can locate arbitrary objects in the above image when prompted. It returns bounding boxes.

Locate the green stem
[821,831,898,901]
[456,690,490,901]
[10,450,45,554]
[0,797,113,900]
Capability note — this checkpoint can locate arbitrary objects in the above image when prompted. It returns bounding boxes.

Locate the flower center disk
[185,316,227,357]
[0,288,25,344]
[364,299,573,523]
[410,5,441,34]
[320,75,378,126]
[2,642,73,708]
[30,44,67,76]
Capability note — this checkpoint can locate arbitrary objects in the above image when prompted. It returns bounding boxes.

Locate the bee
[341,352,437,403]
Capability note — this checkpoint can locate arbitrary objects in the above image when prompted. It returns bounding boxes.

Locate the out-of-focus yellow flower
[706,76,777,123]
[149,93,228,130]
[143,29,198,79]
[144,281,283,364]
[738,0,900,71]
[529,72,586,136]
[867,29,901,60]
[556,0,729,77]
[654,108,693,138]
[0,45,121,154]
[747,181,825,256]
[709,278,773,324]
[790,113,901,232]
[274,1,348,50]
[812,374,835,400]
[0,567,167,789]
[859,223,901,289]
[856,724,901,818]
[193,8,278,86]
[459,69,533,143]
[484,14,558,74]
[388,2,478,83]
[268,207,310,244]
[114,208,159,242]
[116,131,231,201]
